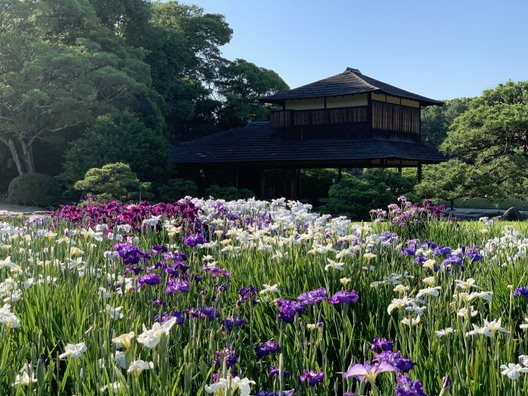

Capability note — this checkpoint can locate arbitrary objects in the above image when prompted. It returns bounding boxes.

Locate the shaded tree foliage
[0,0,162,176]
[440,81,528,200]
[0,0,289,197]
[62,111,168,192]
[421,98,472,147]
[216,59,289,129]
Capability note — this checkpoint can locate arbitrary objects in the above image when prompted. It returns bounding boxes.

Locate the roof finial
[345,67,361,74]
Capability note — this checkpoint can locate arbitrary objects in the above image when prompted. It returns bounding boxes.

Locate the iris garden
[0,197,527,395]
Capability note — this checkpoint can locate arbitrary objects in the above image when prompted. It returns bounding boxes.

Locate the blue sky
[177,0,528,100]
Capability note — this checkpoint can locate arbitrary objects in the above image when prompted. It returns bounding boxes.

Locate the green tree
[415,160,477,208]
[421,98,472,147]
[0,0,161,175]
[148,1,233,141]
[62,111,168,191]
[216,59,289,129]
[441,81,528,200]
[74,162,150,201]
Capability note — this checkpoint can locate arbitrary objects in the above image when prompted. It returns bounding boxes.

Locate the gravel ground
[0,202,48,216]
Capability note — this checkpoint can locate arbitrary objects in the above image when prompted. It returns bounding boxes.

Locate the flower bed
[0,197,527,395]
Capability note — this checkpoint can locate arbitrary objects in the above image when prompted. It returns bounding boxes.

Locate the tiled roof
[170,122,446,166]
[261,68,442,106]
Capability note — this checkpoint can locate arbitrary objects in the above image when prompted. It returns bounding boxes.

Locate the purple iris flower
[299,370,325,386]
[213,349,237,369]
[328,290,360,305]
[514,286,528,297]
[137,273,161,287]
[238,286,258,305]
[433,246,451,257]
[164,277,189,294]
[276,299,306,323]
[373,350,416,373]
[114,243,151,265]
[223,316,246,331]
[343,360,397,382]
[159,311,184,325]
[297,288,327,306]
[152,298,167,307]
[394,374,429,396]
[255,339,280,359]
[202,265,230,278]
[255,391,295,396]
[182,233,204,247]
[268,365,290,378]
[370,337,394,352]
[152,244,168,255]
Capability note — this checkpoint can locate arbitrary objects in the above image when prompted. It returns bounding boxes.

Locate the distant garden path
[0,202,46,216]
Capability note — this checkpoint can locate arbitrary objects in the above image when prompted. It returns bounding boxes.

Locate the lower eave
[170,122,447,167]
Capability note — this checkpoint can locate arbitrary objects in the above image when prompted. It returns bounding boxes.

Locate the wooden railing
[271,106,368,129]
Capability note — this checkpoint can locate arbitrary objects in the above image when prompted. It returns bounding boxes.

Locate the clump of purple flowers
[52,195,201,233]
[370,196,446,228]
[255,339,280,359]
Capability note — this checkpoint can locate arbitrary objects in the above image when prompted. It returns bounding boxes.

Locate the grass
[0,198,527,395]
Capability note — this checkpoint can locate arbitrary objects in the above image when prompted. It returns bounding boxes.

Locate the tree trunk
[20,140,35,173]
[7,138,25,175]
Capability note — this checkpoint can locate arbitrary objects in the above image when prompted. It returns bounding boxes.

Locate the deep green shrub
[204,184,255,200]
[156,178,198,202]
[324,169,416,219]
[74,162,151,202]
[7,173,61,207]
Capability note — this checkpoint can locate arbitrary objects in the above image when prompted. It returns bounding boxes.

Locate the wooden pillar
[417,163,423,182]
[259,169,266,199]
[289,168,296,199]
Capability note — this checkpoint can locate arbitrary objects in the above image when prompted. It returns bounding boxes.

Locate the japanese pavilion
[170,68,446,199]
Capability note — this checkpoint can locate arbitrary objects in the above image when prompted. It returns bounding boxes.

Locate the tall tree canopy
[0,0,162,175]
[0,0,289,196]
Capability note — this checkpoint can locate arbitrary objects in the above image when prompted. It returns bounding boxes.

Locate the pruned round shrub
[156,179,198,202]
[204,185,255,200]
[74,162,150,202]
[8,173,61,207]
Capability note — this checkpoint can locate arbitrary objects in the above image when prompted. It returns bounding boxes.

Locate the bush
[325,177,393,219]
[73,162,151,202]
[156,179,198,202]
[7,173,61,207]
[204,185,255,200]
[324,169,417,219]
